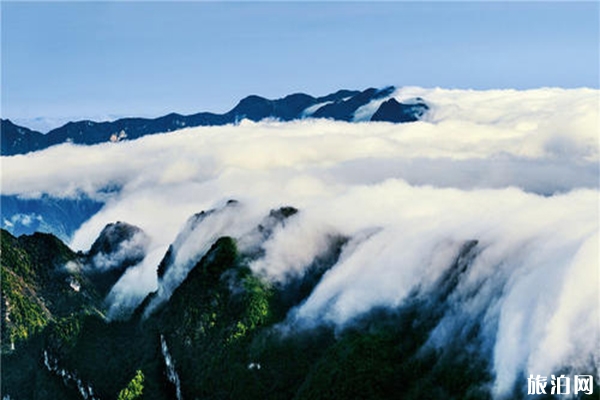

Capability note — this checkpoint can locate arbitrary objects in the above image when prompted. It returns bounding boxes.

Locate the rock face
[1,86,429,155]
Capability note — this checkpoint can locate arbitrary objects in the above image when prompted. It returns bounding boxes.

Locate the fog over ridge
[1,87,598,397]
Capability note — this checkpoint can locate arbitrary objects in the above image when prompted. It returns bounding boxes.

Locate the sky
[1,1,599,131]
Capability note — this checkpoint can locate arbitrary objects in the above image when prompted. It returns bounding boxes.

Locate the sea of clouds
[2,87,598,397]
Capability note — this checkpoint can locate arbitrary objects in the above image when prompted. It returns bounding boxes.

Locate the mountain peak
[88,221,146,258]
[86,221,150,297]
[370,98,429,123]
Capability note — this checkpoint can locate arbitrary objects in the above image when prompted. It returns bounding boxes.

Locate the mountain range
[1,86,428,156]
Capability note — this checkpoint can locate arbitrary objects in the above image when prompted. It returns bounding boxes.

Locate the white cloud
[301,100,333,117]
[4,213,43,227]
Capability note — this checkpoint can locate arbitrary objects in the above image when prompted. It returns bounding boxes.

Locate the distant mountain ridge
[1,86,428,155]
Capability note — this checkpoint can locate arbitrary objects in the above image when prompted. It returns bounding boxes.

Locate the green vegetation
[117,370,144,400]
[1,265,49,344]
[0,229,103,351]
[228,270,273,342]
[2,228,557,400]
[1,231,36,283]
[1,229,106,399]
[46,314,84,353]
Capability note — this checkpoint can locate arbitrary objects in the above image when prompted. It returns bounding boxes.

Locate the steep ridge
[1,230,99,352]
[0,222,148,353]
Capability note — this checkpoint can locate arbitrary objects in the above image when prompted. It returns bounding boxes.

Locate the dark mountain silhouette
[1,119,48,155]
[1,87,428,156]
[370,97,428,122]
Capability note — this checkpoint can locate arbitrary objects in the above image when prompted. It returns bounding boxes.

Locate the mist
[1,87,598,397]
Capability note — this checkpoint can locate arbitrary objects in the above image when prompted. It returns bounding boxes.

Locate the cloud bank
[1,87,598,397]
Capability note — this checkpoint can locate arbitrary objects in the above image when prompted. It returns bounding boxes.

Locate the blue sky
[1,1,598,131]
